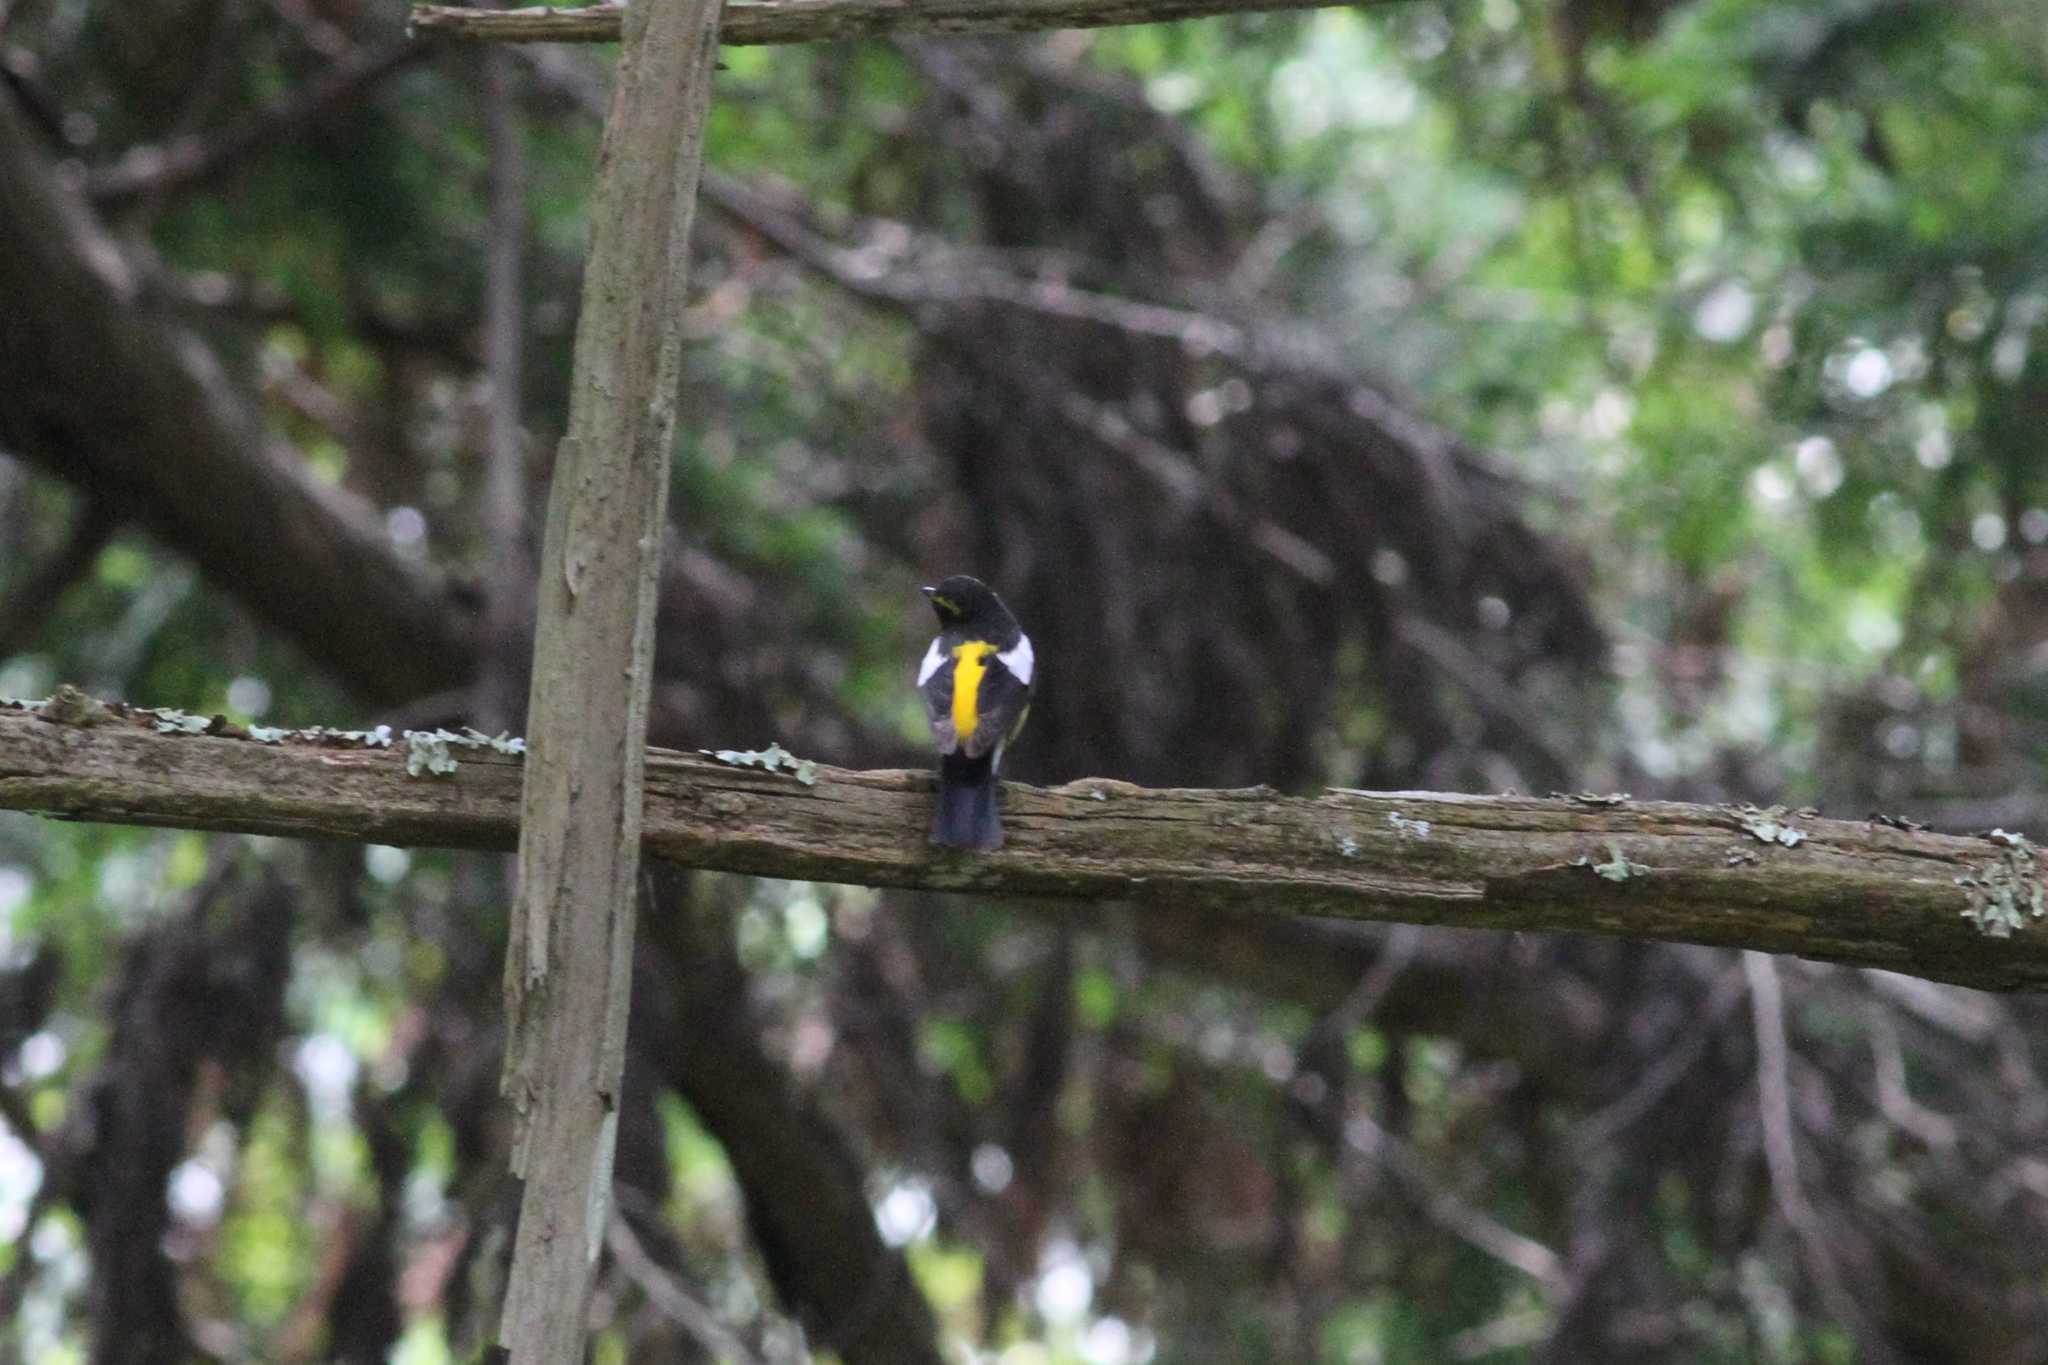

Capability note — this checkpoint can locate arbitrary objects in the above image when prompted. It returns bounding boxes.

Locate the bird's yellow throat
[950,641,997,739]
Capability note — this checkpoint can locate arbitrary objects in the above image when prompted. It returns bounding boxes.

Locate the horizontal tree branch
[1,698,2044,990]
[410,0,1389,46]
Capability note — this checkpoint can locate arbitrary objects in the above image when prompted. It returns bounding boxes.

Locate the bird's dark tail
[931,753,1002,850]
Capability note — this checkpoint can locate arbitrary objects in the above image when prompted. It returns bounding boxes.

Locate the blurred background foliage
[2,0,2048,1361]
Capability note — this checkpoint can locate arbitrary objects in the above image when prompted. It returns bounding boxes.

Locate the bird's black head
[922,575,1011,631]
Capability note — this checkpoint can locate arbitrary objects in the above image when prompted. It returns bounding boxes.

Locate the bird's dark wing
[919,639,961,755]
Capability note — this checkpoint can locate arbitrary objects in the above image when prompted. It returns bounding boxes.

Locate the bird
[916,575,1035,850]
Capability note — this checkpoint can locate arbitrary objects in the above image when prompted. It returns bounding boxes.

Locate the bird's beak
[920,585,936,597]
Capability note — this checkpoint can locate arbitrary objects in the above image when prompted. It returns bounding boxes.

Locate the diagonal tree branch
[0,498,118,661]
[411,0,1403,46]
[638,864,946,1365]
[85,38,435,209]
[0,93,477,707]
[3,698,2044,991]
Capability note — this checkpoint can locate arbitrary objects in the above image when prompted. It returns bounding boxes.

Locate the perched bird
[917,575,1035,850]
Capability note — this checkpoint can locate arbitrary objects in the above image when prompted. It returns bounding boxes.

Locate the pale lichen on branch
[1956,829,2046,937]
[4,698,2048,989]
[17,692,522,774]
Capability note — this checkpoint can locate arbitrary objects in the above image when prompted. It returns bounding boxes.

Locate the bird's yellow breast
[950,641,997,739]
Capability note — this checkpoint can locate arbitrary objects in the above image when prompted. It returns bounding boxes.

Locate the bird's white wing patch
[999,633,1035,685]
[916,636,947,686]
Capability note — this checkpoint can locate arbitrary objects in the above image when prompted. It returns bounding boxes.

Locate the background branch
[0,93,476,706]
[0,499,116,660]
[411,0,1402,46]
[85,38,434,209]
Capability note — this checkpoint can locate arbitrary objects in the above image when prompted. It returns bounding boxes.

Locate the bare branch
[1745,952,1894,1363]
[1392,615,1576,789]
[411,0,1402,46]
[4,700,2048,991]
[1579,962,1747,1145]
[1865,1000,1959,1151]
[699,168,1271,356]
[1863,967,2002,1039]
[85,39,434,208]
[1347,1109,1568,1294]
[606,1213,766,1365]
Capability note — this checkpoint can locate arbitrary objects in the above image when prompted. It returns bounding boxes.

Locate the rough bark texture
[2,700,2044,991]
[412,0,1394,46]
[493,0,722,1356]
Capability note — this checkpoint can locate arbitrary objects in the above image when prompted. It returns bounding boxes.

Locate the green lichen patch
[1575,842,1649,882]
[1559,790,1632,806]
[702,742,818,786]
[1957,829,2047,937]
[1388,811,1432,839]
[1739,805,1808,848]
